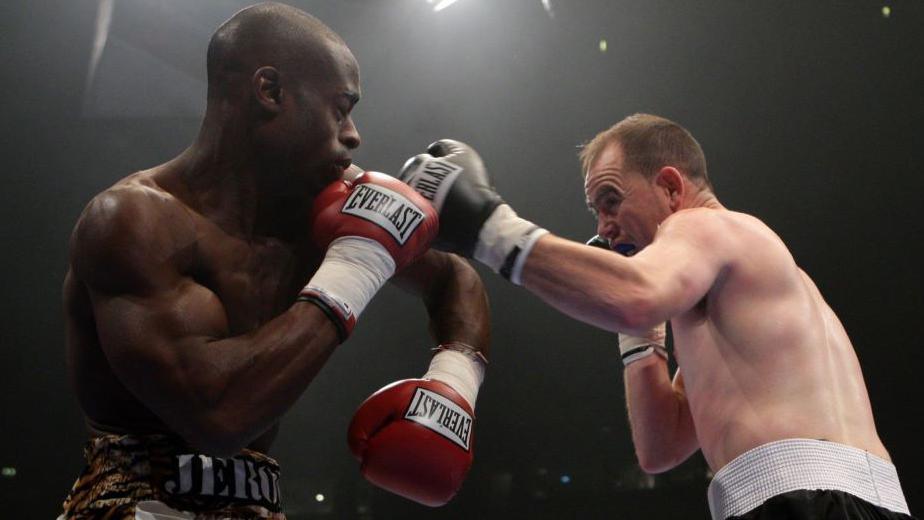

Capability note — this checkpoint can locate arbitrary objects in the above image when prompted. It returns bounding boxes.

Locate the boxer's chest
[194,230,322,334]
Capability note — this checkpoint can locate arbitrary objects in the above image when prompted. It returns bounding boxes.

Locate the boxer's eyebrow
[589,185,619,212]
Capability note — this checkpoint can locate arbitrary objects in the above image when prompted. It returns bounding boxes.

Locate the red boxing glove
[300,172,438,342]
[347,379,475,507]
[311,171,438,271]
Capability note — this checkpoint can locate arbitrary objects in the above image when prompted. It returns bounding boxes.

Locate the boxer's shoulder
[71,174,196,293]
[660,208,774,250]
[657,207,731,248]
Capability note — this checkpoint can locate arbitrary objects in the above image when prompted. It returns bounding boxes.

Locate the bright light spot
[560,474,571,484]
[315,493,325,502]
[882,5,891,17]
[599,40,608,53]
[1,467,16,478]
[433,0,460,11]
[541,0,555,19]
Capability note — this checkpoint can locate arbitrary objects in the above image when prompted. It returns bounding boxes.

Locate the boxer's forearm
[624,357,699,473]
[163,304,341,456]
[394,251,491,357]
[521,235,662,335]
[426,255,491,357]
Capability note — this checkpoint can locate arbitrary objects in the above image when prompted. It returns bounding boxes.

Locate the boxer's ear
[655,167,684,211]
[252,66,282,114]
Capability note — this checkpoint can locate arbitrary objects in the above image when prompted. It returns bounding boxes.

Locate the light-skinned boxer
[398,113,913,519]
[60,3,489,518]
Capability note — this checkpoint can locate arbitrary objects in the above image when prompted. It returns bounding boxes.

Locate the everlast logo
[403,387,473,450]
[164,454,281,511]
[405,158,462,211]
[342,183,425,245]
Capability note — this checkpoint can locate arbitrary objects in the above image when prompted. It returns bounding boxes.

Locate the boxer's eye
[600,194,621,213]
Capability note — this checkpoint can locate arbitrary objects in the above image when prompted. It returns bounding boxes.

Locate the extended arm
[521,211,725,335]
[397,140,726,336]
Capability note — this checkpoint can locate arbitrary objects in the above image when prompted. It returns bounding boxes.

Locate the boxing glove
[299,172,438,342]
[619,322,668,366]
[348,348,485,506]
[398,140,547,284]
[586,234,610,250]
[311,171,438,269]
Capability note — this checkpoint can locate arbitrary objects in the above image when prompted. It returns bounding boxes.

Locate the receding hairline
[578,113,710,190]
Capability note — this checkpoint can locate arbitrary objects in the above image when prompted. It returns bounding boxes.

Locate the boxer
[398,114,913,519]
[59,4,489,518]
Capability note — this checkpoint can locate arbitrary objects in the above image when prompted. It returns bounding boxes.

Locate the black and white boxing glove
[618,323,668,366]
[398,140,547,285]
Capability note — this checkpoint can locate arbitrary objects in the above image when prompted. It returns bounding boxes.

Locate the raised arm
[71,189,340,456]
[392,250,491,357]
[73,173,437,456]
[522,209,728,335]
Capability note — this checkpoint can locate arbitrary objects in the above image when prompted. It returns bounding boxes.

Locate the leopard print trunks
[59,434,285,519]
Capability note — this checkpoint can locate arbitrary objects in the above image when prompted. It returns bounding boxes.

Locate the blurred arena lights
[426,0,460,12]
[541,0,555,18]
[427,0,556,16]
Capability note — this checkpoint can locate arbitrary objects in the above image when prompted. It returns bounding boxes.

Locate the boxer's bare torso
[664,208,888,471]
[64,163,324,453]
[524,137,888,474]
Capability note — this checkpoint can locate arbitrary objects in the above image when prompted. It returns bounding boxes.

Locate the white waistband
[707,439,909,519]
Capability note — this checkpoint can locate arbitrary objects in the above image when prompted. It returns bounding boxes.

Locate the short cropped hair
[579,113,711,190]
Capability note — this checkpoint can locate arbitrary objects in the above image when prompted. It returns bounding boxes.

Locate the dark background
[2,0,921,517]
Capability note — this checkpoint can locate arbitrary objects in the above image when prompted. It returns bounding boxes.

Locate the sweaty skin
[520,142,887,473]
[64,4,489,458]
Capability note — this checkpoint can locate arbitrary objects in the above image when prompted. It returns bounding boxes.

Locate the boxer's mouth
[614,243,637,257]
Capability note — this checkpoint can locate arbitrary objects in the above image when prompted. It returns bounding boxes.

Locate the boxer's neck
[170,119,311,243]
[683,186,724,211]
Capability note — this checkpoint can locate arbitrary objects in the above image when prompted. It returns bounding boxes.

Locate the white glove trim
[423,350,485,410]
[473,204,548,285]
[302,237,395,319]
[619,323,668,366]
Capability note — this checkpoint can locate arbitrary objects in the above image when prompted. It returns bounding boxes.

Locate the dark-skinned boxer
[60,3,488,518]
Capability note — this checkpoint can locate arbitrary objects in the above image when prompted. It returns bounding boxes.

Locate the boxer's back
[64,167,320,449]
[669,209,888,471]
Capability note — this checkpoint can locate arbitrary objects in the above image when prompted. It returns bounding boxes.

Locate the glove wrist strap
[619,323,668,366]
[298,237,395,342]
[473,204,549,285]
[423,346,486,409]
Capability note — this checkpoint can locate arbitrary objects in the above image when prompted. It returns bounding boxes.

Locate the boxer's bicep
[71,188,230,426]
[90,279,230,402]
[633,211,729,319]
[87,274,241,448]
